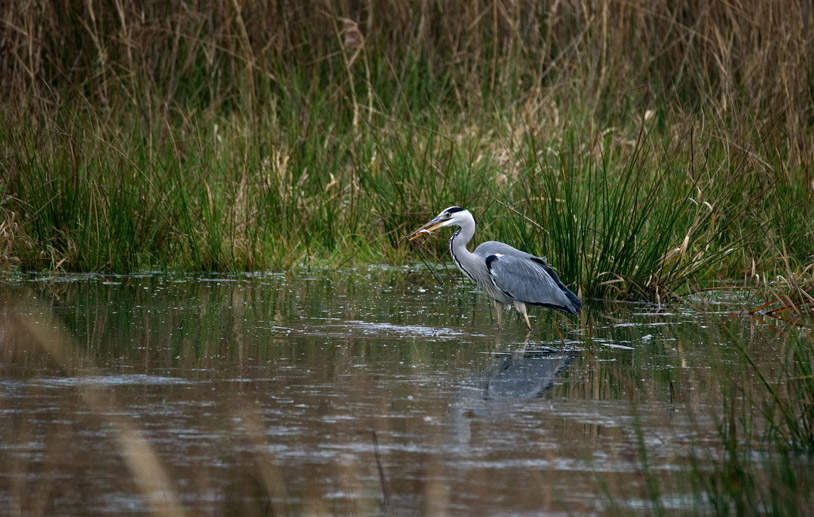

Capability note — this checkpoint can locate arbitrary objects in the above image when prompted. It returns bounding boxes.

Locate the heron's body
[409,206,581,330]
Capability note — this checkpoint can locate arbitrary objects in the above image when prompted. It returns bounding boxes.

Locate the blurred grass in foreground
[632,310,814,516]
[1,1,812,300]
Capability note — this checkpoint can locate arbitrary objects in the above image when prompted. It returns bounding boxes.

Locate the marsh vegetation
[1,1,811,301]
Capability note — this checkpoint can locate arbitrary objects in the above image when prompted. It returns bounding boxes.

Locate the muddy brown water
[0,269,783,515]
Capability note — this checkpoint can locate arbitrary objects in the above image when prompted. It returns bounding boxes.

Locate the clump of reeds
[740,284,814,450]
[599,308,814,514]
[685,314,814,514]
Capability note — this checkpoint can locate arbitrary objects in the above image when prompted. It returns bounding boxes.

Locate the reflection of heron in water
[479,349,579,401]
[448,348,580,442]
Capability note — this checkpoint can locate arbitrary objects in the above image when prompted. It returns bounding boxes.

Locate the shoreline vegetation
[1,1,812,300]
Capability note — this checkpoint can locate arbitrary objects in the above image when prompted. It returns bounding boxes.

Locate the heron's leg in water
[514,301,532,331]
[494,300,503,329]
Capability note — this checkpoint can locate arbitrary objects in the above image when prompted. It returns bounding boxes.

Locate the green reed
[688,319,814,515]
[579,307,814,515]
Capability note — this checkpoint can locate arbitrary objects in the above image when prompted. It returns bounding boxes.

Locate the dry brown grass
[2,2,811,152]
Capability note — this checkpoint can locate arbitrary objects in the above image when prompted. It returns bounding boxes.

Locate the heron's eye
[444,212,450,218]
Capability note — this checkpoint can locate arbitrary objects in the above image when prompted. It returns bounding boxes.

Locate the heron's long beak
[406,216,447,241]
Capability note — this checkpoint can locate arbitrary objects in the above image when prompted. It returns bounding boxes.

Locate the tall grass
[492,111,803,299]
[735,327,814,453]
[1,1,812,298]
[682,315,814,514]
[586,295,814,514]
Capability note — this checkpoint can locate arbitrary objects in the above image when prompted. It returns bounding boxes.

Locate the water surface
[0,269,790,515]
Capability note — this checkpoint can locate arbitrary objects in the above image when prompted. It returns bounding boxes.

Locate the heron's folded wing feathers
[486,254,579,314]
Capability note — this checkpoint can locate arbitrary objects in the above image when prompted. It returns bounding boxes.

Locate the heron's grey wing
[530,257,582,313]
[485,254,580,314]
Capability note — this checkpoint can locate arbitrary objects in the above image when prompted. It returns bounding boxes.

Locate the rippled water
[0,269,786,515]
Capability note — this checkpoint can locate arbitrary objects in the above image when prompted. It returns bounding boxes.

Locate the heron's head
[406,206,471,241]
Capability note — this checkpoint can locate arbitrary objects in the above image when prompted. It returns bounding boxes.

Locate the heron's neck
[448,219,477,279]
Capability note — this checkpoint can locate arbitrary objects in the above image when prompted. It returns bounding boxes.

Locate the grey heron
[407,206,582,331]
